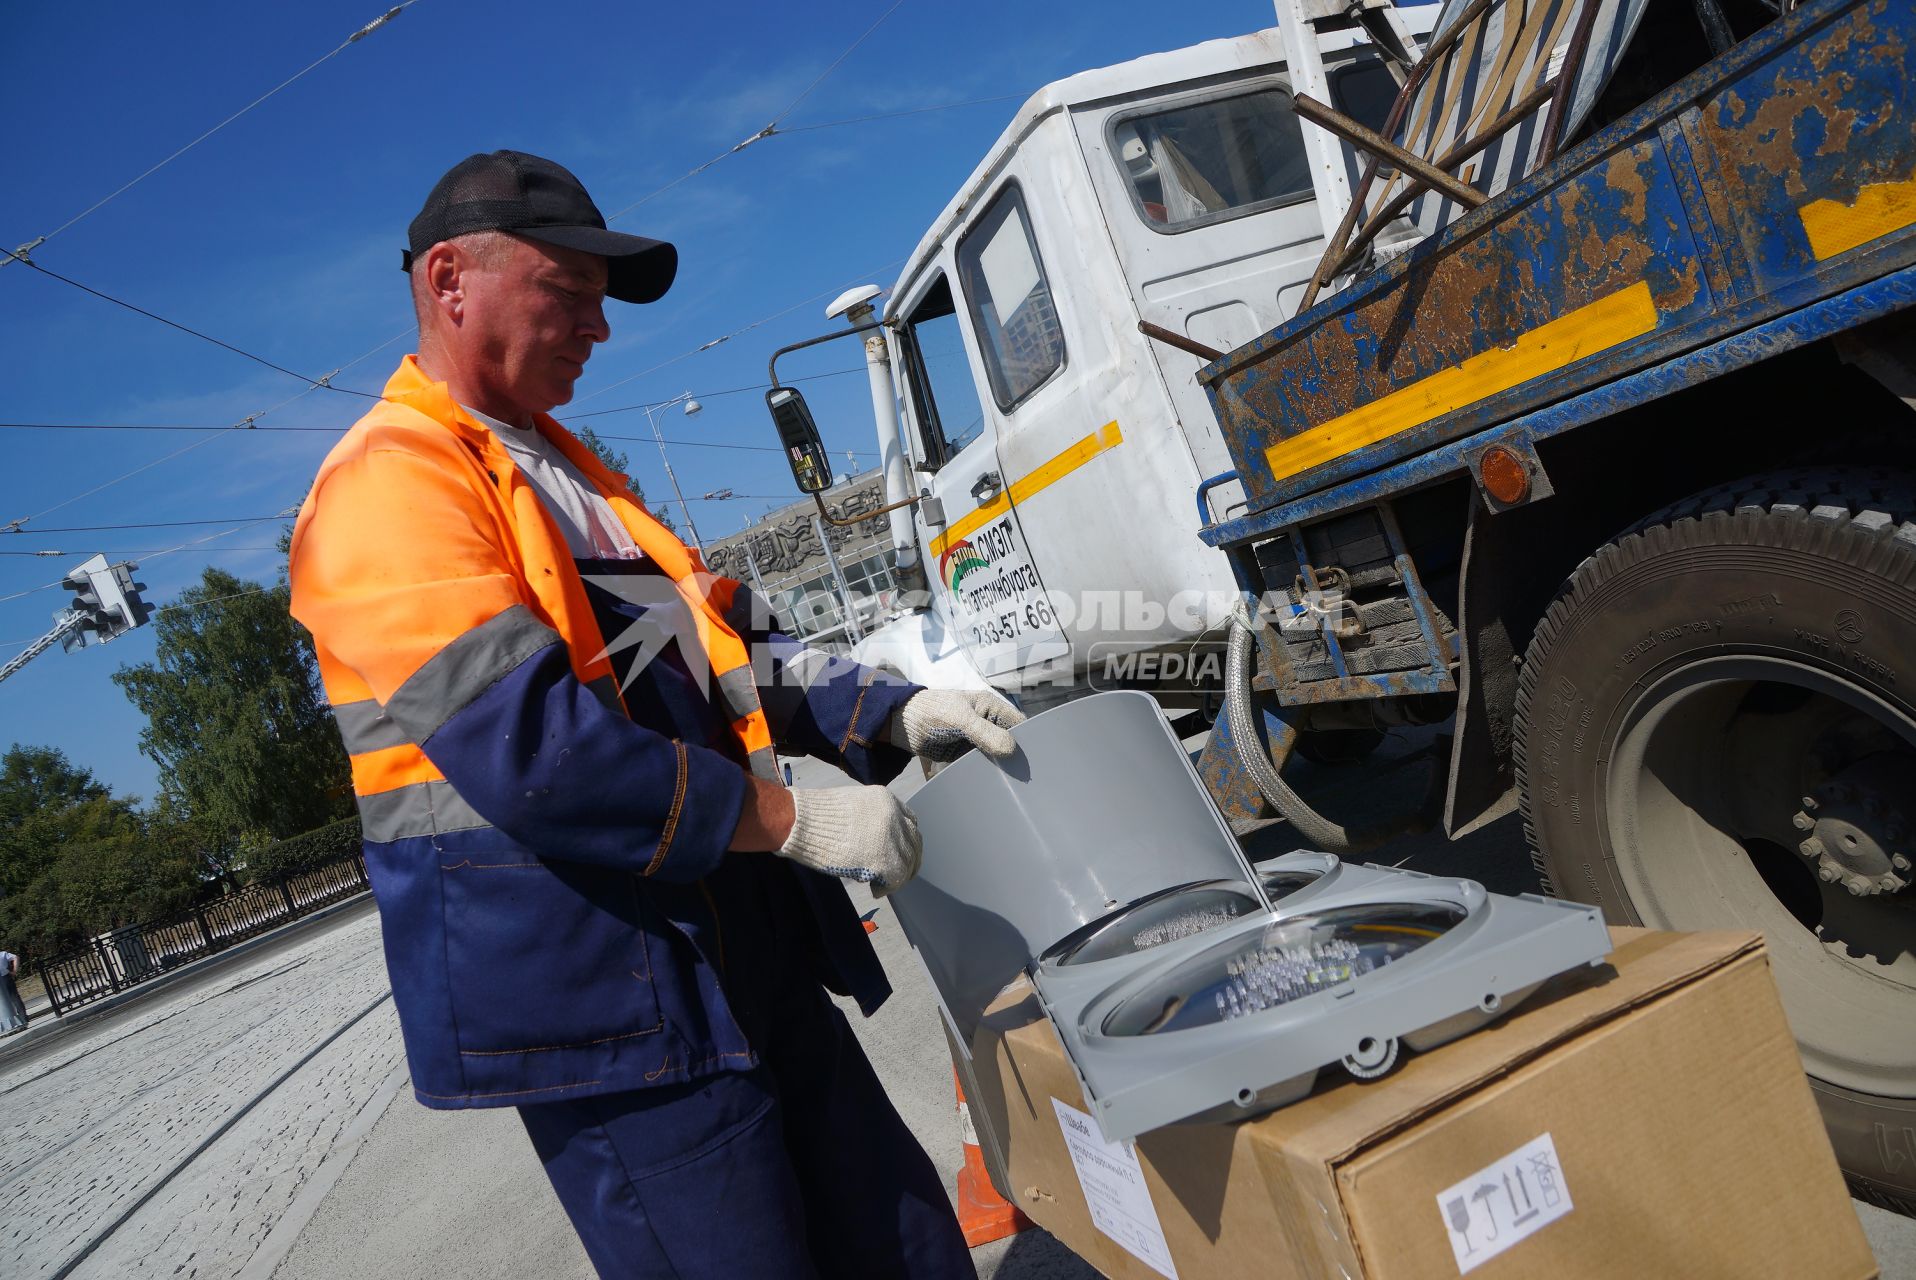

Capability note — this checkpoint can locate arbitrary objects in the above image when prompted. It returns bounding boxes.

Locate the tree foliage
[112,567,351,863]
[0,746,198,956]
[0,746,110,896]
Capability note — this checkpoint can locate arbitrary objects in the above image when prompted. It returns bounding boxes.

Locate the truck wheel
[1514,468,1916,1214]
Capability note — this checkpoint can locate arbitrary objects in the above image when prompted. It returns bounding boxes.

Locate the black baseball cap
[403,150,677,304]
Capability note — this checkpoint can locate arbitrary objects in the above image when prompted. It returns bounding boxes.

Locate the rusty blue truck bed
[1196,0,1916,548]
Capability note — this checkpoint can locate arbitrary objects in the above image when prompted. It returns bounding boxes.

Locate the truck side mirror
[766,387,834,495]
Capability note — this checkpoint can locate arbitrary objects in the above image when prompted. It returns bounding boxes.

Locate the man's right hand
[775,785,922,898]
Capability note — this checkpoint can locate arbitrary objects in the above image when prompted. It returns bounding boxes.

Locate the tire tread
[1511,466,1916,1210]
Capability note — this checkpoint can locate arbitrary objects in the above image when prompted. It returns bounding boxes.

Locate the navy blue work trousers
[518,859,973,1279]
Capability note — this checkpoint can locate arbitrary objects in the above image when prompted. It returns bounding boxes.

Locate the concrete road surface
[1,725,1908,1278]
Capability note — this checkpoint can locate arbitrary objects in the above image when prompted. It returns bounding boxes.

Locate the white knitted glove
[885,689,1026,762]
[777,785,923,898]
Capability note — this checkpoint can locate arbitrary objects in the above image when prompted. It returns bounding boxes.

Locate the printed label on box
[1050,1098,1178,1279]
[1436,1132,1574,1274]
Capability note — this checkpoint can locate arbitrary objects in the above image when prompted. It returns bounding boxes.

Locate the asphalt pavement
[0,724,1908,1278]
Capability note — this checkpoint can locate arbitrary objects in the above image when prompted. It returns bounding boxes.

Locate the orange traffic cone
[952,1067,1032,1247]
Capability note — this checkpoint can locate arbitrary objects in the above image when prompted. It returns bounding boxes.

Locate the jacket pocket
[438,847,663,1058]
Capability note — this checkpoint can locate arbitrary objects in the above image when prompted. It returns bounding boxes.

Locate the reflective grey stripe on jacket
[334,698,411,755]
[385,604,563,743]
[357,778,491,842]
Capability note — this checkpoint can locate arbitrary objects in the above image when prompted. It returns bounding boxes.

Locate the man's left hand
[885,689,1026,762]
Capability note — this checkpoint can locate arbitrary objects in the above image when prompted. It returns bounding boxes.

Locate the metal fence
[37,852,371,1017]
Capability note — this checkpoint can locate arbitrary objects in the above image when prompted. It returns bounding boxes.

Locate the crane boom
[0,610,88,687]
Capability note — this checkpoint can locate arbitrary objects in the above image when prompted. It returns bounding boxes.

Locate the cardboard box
[967,928,1876,1279]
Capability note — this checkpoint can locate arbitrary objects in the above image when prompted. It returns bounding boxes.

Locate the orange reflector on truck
[1478,445,1531,504]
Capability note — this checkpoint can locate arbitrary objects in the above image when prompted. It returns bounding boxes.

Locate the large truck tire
[1513,468,1916,1214]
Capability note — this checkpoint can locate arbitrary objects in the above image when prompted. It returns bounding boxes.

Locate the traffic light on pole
[61,553,155,645]
[109,562,153,631]
[65,554,111,640]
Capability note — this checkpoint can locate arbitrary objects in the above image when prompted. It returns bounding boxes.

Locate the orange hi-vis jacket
[289,356,917,1107]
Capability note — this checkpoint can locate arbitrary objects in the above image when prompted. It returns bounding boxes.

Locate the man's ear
[423,242,464,322]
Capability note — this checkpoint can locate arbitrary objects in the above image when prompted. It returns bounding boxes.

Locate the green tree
[577,423,678,535]
[0,746,109,895]
[0,748,194,956]
[46,807,197,932]
[112,568,351,864]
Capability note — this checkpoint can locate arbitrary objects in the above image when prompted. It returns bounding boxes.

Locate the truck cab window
[899,273,987,469]
[1111,88,1312,231]
[1330,61,1401,134]
[955,184,1067,410]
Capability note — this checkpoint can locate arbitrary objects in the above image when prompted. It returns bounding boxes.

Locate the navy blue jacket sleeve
[756,633,921,785]
[421,638,747,883]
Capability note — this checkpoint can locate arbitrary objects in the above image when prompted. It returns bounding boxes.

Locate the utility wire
[777,92,1023,133]
[3,4,418,267]
[14,429,250,530]
[0,323,410,534]
[0,362,873,437]
[774,0,909,125]
[0,511,292,603]
[572,259,906,405]
[604,0,907,220]
[0,517,285,534]
[0,547,284,557]
[559,364,868,419]
[0,581,270,650]
[2,250,382,399]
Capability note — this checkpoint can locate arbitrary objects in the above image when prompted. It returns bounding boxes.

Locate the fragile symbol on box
[1436,1133,1573,1274]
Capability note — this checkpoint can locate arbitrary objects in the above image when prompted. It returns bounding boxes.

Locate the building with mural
[703,470,901,653]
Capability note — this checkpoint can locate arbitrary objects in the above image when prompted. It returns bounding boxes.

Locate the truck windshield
[1111,88,1312,231]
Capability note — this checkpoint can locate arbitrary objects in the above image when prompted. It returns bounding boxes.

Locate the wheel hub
[1793,755,1913,896]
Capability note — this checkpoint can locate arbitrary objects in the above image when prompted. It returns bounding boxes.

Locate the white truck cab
[766,15,1429,702]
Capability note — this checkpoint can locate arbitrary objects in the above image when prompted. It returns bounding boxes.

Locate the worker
[288,150,1024,1279]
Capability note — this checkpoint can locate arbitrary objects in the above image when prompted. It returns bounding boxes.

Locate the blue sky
[0,0,1292,800]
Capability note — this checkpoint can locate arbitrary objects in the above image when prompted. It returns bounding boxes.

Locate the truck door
[894,262,1071,682]
[1076,57,1401,483]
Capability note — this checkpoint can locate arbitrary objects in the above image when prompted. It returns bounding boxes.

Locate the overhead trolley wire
[571,259,907,405]
[0,322,412,533]
[2,362,873,436]
[0,251,383,400]
[603,0,908,220]
[776,93,1024,133]
[3,3,420,268]
[0,583,283,651]
[1,516,288,534]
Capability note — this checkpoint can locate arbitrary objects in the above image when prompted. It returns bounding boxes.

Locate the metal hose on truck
[1222,603,1433,853]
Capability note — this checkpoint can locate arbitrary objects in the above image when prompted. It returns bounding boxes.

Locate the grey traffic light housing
[889,691,1611,1144]
[61,553,154,644]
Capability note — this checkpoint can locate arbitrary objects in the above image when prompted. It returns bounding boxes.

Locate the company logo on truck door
[939,521,1021,594]
[939,537,989,591]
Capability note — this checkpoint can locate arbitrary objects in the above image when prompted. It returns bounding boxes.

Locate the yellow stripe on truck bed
[1799,171,1916,261]
[1262,280,1659,484]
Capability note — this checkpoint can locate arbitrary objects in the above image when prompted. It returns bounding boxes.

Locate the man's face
[454,235,611,421]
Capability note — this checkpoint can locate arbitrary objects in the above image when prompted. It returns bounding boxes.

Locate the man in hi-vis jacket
[289,150,1021,1280]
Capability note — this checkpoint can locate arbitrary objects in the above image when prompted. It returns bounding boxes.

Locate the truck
[764,5,1432,717]
[761,0,1913,1212]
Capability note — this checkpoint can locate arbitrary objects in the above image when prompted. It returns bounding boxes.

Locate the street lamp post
[643,391,706,555]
